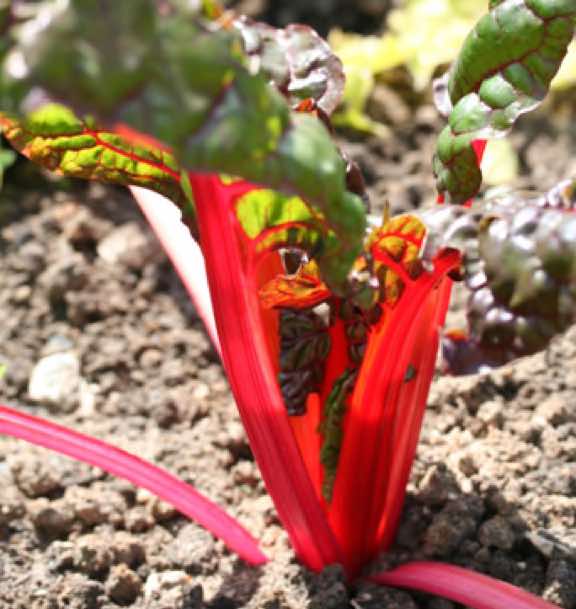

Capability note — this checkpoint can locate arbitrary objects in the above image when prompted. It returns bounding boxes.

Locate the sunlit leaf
[1,0,365,291]
[434,0,575,203]
[259,261,331,310]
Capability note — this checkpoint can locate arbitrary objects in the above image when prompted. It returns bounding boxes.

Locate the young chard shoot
[0,1,575,607]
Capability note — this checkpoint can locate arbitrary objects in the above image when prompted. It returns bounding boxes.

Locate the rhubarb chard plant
[1,0,576,607]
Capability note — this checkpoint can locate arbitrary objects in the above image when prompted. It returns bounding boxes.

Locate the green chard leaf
[1,0,364,291]
[0,104,192,224]
[434,0,575,203]
[422,180,576,373]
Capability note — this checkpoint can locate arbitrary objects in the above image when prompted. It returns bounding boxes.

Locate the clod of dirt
[105,563,143,605]
[109,531,146,567]
[51,573,105,609]
[543,559,576,609]
[353,583,418,609]
[478,515,517,551]
[73,533,115,577]
[64,483,128,528]
[28,497,75,538]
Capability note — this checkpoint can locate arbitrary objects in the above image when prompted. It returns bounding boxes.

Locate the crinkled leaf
[0,104,193,224]
[368,214,427,305]
[259,260,330,310]
[234,17,345,115]
[1,0,365,290]
[434,0,575,203]
[422,180,576,373]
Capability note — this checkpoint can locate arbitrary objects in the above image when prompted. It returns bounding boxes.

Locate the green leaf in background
[329,0,485,133]
[0,0,366,292]
[330,0,576,135]
[386,0,484,91]
[434,0,575,203]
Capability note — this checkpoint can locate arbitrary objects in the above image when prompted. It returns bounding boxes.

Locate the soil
[1,8,576,609]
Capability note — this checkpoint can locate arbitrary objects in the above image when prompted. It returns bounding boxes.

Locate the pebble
[418,464,461,506]
[28,351,82,412]
[105,564,142,605]
[124,506,155,533]
[166,523,216,573]
[97,222,161,269]
[0,491,25,525]
[143,571,203,609]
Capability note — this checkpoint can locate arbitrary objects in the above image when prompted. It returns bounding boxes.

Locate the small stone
[477,400,504,428]
[105,564,142,605]
[139,348,164,368]
[28,351,81,412]
[166,523,216,573]
[73,534,114,577]
[144,571,203,609]
[28,498,75,537]
[418,464,461,506]
[124,506,155,533]
[534,396,571,427]
[0,491,25,525]
[97,222,161,269]
[12,284,32,304]
[149,498,178,523]
[456,453,478,477]
[478,516,516,550]
[233,460,259,486]
[47,540,76,572]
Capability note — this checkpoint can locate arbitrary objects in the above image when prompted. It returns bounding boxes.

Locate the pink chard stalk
[1,1,576,607]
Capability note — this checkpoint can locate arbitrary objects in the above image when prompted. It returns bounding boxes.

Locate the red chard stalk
[1,1,575,608]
